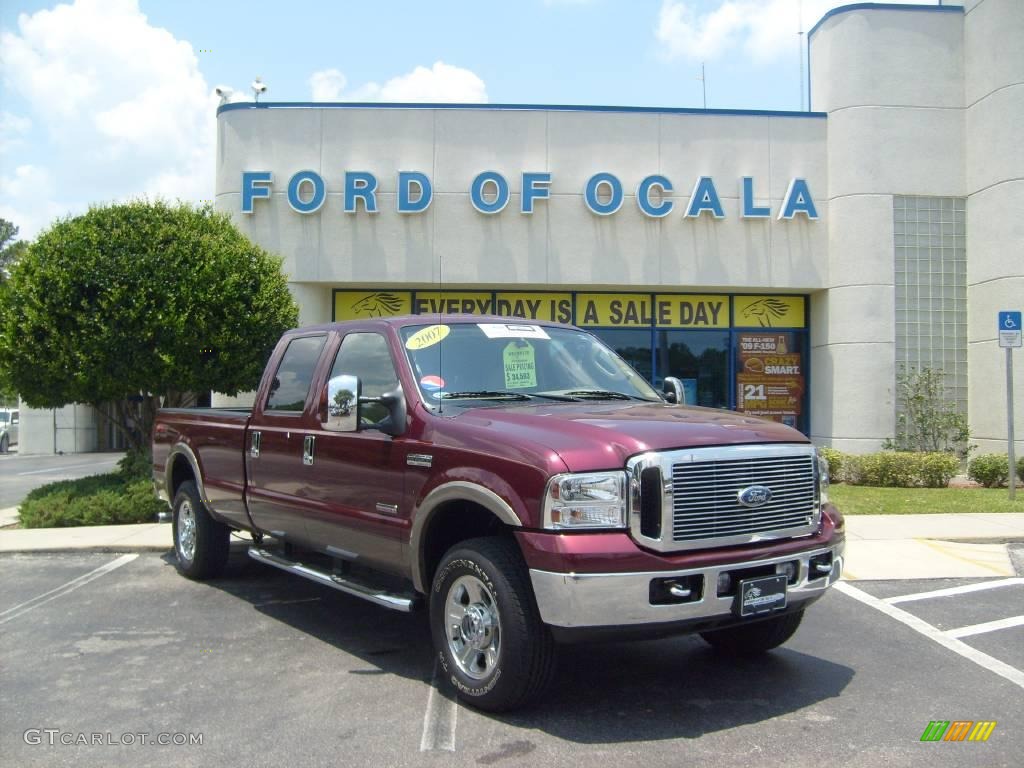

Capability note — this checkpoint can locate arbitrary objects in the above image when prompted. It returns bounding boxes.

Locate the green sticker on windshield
[503,341,537,389]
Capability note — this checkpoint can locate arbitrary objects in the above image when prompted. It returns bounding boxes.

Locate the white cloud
[0,164,64,237]
[0,112,32,154]
[309,61,488,104]
[309,69,348,101]
[656,0,937,62]
[0,0,240,238]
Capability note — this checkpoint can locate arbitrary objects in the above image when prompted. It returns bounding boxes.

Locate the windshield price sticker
[478,323,550,340]
[503,342,537,389]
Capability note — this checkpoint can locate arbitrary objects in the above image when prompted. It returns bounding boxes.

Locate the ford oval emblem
[737,485,773,508]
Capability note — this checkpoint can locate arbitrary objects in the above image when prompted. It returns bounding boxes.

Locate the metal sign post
[998,311,1021,500]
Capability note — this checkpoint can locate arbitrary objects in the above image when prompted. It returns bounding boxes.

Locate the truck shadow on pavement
[173,544,854,743]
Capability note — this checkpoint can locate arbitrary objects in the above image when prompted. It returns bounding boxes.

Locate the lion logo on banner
[350,292,405,317]
[740,298,791,327]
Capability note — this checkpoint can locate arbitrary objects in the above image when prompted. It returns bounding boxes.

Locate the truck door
[301,331,405,574]
[246,332,328,545]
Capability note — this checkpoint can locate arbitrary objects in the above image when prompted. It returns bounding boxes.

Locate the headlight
[542,472,628,530]
[816,450,830,505]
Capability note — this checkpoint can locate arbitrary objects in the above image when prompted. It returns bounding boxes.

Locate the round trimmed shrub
[919,452,960,488]
[967,453,1009,488]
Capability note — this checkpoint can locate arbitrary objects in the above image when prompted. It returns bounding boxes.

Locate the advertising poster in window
[735,332,804,427]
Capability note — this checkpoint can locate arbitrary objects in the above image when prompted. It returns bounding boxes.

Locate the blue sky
[0,0,955,238]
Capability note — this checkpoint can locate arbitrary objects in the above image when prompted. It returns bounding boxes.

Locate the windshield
[400,321,662,408]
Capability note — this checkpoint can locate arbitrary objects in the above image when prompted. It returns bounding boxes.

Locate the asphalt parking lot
[2,546,1022,768]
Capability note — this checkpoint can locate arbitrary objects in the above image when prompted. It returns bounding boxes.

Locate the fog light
[716,572,732,596]
[776,561,798,584]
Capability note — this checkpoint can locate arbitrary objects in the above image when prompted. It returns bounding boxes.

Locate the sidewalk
[0,512,1022,580]
[842,513,1024,580]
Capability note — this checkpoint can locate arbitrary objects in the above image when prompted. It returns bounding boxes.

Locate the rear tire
[172,480,230,580]
[700,609,804,656]
[430,536,556,712]
[0,435,8,453]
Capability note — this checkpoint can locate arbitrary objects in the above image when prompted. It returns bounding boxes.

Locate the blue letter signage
[241,171,819,222]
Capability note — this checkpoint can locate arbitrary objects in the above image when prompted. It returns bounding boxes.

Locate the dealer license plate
[736,575,788,617]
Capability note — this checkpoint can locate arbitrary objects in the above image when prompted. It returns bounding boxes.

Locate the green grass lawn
[830,483,1024,515]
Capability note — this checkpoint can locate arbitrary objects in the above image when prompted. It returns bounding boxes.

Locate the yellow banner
[653,294,730,328]
[334,290,412,321]
[494,293,573,323]
[576,293,653,327]
[411,292,494,315]
[734,295,805,329]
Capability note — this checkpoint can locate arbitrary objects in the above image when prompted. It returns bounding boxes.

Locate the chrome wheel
[177,499,197,563]
[445,574,501,680]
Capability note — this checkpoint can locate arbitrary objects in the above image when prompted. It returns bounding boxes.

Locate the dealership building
[20,0,1022,455]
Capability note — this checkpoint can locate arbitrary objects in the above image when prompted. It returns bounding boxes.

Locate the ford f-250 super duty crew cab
[153,315,844,711]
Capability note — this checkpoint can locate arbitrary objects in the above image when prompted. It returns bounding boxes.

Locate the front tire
[172,480,230,580]
[0,435,8,453]
[430,537,556,712]
[700,608,805,656]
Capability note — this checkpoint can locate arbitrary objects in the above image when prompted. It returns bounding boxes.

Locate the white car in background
[0,410,18,453]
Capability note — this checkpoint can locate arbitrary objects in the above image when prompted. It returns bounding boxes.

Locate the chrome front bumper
[529,543,844,628]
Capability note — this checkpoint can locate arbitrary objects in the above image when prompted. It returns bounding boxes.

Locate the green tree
[1,217,28,284]
[886,365,972,458]
[0,201,298,453]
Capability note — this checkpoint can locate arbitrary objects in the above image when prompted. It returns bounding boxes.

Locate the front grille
[671,454,816,543]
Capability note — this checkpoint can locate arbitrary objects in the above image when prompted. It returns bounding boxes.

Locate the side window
[266,335,328,412]
[330,333,399,423]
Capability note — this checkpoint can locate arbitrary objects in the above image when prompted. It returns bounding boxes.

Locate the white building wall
[964,0,1024,454]
[18,403,98,455]
[216,108,828,293]
[809,5,966,452]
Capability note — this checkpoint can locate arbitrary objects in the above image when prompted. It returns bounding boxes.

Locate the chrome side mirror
[325,374,360,432]
[662,376,686,405]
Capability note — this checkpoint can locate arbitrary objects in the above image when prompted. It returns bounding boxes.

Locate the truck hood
[451,401,808,472]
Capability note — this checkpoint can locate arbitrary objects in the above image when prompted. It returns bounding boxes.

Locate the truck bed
[153,407,252,530]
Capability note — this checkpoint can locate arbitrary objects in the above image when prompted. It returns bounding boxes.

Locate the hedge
[820,449,959,488]
[18,453,165,528]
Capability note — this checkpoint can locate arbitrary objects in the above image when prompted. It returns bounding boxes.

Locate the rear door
[246,332,329,544]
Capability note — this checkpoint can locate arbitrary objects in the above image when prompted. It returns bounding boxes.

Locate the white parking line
[419,661,458,752]
[834,581,1024,691]
[0,554,137,625]
[885,577,1024,605]
[17,459,120,477]
[947,615,1024,639]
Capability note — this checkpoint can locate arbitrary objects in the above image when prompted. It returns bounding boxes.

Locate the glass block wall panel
[893,195,968,417]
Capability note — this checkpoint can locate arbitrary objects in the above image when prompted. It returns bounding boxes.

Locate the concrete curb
[0,516,1021,581]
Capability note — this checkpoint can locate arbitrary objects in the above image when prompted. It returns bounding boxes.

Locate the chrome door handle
[250,431,261,458]
[303,435,315,466]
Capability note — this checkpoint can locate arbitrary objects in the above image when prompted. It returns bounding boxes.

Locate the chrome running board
[247,547,418,613]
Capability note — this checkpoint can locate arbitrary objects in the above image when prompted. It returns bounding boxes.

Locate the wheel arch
[411,482,523,593]
[166,443,206,504]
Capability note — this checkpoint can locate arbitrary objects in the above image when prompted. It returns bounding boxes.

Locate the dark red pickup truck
[153,315,844,711]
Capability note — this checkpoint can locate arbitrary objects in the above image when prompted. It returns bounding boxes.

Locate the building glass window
[893,195,967,419]
[589,329,653,383]
[654,330,729,408]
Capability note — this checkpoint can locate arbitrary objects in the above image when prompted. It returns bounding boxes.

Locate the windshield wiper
[439,390,532,401]
[560,389,641,401]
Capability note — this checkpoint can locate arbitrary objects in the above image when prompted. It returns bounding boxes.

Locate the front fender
[409,480,523,593]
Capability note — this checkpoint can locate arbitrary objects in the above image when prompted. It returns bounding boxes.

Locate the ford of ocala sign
[240,171,819,220]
